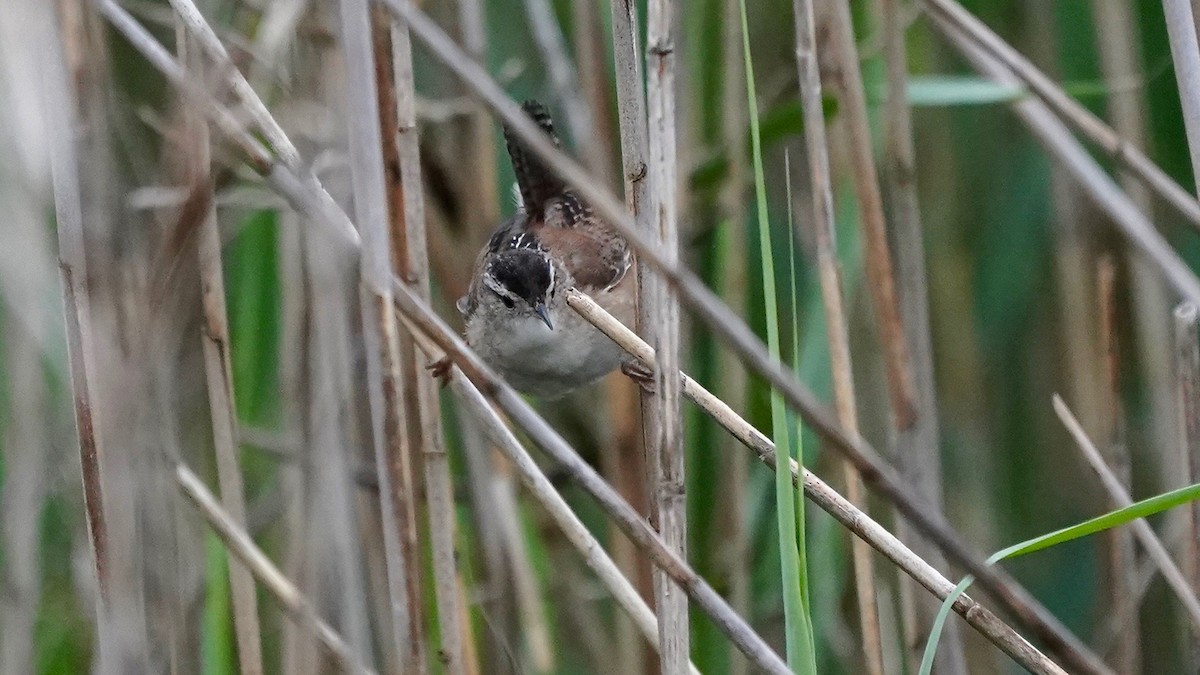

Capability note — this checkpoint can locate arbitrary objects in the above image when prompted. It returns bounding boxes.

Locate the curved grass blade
[919,480,1200,674]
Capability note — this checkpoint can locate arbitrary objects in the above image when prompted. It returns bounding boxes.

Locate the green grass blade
[919,481,1200,674]
[740,0,816,670]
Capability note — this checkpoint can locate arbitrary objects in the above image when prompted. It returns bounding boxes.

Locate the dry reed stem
[405,325,702,675]
[369,10,429,671]
[386,3,1103,670]
[1096,257,1141,673]
[1093,0,1177,511]
[107,3,1101,670]
[336,0,430,669]
[1161,0,1200,193]
[167,0,300,167]
[930,11,1200,319]
[822,0,918,430]
[564,288,1067,675]
[877,0,965,670]
[608,1,659,670]
[921,0,1200,232]
[1175,303,1200,660]
[174,463,377,675]
[792,3,884,671]
[390,281,791,675]
[646,0,689,669]
[1053,395,1200,629]
[186,38,265,675]
[46,0,111,609]
[386,9,472,674]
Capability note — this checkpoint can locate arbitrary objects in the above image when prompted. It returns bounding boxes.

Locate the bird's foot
[427,356,453,387]
[620,359,656,394]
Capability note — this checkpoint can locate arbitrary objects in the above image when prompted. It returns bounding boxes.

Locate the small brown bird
[454,100,634,398]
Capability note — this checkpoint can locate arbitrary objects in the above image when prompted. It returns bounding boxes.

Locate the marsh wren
[453,100,634,398]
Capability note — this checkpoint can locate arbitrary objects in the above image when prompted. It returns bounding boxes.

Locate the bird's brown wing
[531,225,630,292]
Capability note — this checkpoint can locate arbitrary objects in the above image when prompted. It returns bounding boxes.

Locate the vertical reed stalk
[1094,0,1176,500]
[1097,257,1140,673]
[820,0,918,429]
[389,6,473,673]
[45,0,111,616]
[608,0,658,669]
[877,1,961,671]
[795,1,884,671]
[1161,0,1200,193]
[338,0,427,662]
[370,8,429,671]
[646,0,689,669]
[1175,302,1200,663]
[187,37,265,673]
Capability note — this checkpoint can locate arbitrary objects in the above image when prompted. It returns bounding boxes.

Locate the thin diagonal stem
[391,281,791,675]
[564,287,1066,675]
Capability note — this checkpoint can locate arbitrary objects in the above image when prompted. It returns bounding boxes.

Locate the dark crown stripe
[503,100,565,216]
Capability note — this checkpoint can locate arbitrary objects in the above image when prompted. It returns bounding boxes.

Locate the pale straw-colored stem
[794,2,884,671]
[564,288,1066,675]
[175,464,377,675]
[186,38,265,674]
[921,0,1200,232]
[335,0,434,670]
[405,325,702,675]
[391,281,791,675]
[1053,395,1200,629]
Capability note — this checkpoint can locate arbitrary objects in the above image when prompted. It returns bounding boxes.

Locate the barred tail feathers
[503,100,564,216]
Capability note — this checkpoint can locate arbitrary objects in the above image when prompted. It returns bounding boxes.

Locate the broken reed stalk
[822,0,918,430]
[564,288,1067,675]
[369,8,429,671]
[174,464,377,675]
[402,326,702,675]
[45,0,111,610]
[1093,0,1176,505]
[185,36,265,675]
[792,1,883,672]
[919,0,1200,232]
[1053,396,1200,631]
[335,0,432,669]
[390,281,791,675]
[878,0,964,671]
[1175,304,1200,658]
[1161,0,1200,193]
[1096,257,1141,673]
[646,0,689,669]
[107,3,1104,669]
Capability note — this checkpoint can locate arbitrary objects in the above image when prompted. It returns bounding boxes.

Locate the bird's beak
[534,302,554,330]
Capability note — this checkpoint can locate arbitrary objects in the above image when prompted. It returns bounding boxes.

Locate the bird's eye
[550,289,556,298]
[501,296,515,309]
